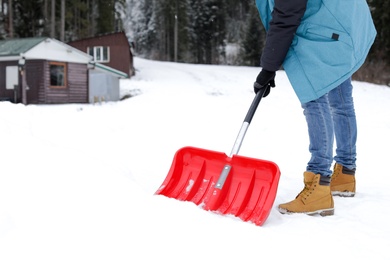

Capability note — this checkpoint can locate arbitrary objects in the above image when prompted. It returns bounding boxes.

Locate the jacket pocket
[304,24,353,48]
[296,23,356,70]
[287,24,356,93]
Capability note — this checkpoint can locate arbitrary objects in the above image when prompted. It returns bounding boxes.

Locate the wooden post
[21,69,27,105]
[18,58,27,105]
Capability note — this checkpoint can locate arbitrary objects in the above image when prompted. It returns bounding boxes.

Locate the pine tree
[352,0,390,85]
[8,0,14,37]
[241,4,264,66]
[63,0,90,40]
[0,0,6,39]
[187,0,226,64]
[13,0,44,37]
[150,0,190,62]
[96,0,115,34]
[369,0,390,64]
[125,0,158,57]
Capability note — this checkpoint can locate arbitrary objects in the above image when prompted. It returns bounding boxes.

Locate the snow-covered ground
[1,57,389,259]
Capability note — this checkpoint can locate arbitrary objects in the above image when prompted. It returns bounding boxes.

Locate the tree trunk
[174,0,178,62]
[43,0,49,35]
[60,0,65,41]
[51,0,55,38]
[8,0,13,38]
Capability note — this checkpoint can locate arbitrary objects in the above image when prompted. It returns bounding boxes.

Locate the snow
[1,57,390,259]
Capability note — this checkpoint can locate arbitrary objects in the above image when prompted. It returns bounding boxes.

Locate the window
[49,62,67,88]
[6,66,18,90]
[87,46,110,63]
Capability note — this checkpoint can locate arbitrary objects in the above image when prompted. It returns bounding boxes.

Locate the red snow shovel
[155,86,280,226]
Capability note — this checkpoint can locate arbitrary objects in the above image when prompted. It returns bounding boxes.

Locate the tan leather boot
[278,172,334,216]
[331,163,356,197]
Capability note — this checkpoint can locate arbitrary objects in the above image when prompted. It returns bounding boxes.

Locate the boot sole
[331,191,355,197]
[278,207,334,216]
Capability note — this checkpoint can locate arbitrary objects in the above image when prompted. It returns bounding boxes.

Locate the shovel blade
[155,146,280,226]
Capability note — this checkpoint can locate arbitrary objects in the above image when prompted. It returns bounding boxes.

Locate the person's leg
[328,77,357,169]
[302,94,334,177]
[328,78,357,196]
[278,94,334,215]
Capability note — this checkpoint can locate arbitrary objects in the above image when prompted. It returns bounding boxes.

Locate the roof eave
[0,55,22,61]
[89,61,128,78]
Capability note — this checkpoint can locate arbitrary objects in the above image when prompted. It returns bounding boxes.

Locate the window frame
[87,46,110,63]
[49,61,67,89]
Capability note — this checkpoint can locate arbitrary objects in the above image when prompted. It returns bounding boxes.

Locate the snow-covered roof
[89,61,128,78]
[0,37,127,78]
[0,37,92,63]
[0,37,46,57]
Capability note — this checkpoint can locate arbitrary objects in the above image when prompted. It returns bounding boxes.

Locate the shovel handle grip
[244,86,267,124]
[229,86,269,157]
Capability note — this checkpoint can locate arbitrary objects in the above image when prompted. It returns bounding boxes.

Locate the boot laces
[331,165,342,181]
[296,176,318,200]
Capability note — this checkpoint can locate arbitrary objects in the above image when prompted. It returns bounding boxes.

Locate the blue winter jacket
[255,0,377,103]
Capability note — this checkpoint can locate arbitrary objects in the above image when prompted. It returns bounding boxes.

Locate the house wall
[0,60,88,104]
[68,32,134,77]
[40,61,88,104]
[27,60,44,104]
[89,71,120,103]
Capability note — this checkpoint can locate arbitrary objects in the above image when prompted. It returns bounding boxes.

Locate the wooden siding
[68,31,134,76]
[26,60,44,104]
[1,60,88,104]
[41,61,88,104]
[68,63,88,103]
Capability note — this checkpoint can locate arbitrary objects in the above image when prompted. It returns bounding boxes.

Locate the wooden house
[0,37,127,104]
[68,31,135,77]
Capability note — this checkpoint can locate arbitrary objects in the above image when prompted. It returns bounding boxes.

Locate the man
[254,0,376,215]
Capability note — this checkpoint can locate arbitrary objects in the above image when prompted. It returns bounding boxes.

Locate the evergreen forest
[0,0,389,85]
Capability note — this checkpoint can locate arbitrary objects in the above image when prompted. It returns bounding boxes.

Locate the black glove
[253,69,276,97]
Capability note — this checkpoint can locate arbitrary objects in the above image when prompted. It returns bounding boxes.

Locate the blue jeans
[301,78,357,177]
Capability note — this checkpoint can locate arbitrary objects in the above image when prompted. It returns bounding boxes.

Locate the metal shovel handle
[229,86,268,157]
[215,86,269,189]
